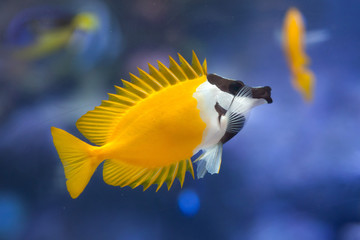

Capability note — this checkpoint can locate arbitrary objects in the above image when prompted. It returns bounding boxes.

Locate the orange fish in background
[282,7,315,102]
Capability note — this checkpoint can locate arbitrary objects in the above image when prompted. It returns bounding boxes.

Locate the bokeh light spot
[177,189,200,217]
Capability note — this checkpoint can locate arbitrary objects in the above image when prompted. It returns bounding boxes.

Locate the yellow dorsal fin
[157,60,180,85]
[191,50,205,76]
[121,80,149,98]
[137,68,163,91]
[178,53,198,79]
[129,73,154,94]
[103,159,194,191]
[148,63,169,87]
[169,56,187,81]
[202,58,207,75]
[114,85,142,101]
[76,51,207,145]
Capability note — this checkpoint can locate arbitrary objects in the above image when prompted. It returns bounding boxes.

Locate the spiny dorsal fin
[103,159,195,191]
[76,51,207,145]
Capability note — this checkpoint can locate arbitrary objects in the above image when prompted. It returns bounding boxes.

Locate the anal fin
[103,159,194,191]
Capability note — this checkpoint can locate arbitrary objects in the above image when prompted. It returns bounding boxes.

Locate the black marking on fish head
[207,74,245,96]
[251,86,272,103]
[214,102,226,122]
[214,102,226,116]
[208,73,273,103]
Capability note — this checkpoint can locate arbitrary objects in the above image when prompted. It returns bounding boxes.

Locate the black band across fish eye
[207,74,245,96]
[228,82,244,95]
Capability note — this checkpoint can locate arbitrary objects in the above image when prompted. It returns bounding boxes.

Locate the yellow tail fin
[51,127,101,199]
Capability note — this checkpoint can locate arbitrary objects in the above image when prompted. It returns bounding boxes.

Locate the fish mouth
[251,86,273,103]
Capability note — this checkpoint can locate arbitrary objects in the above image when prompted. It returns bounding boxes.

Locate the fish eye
[228,81,244,95]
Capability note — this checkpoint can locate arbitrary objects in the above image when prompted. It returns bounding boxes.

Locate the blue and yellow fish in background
[4,3,122,71]
[51,52,272,198]
[282,7,315,102]
[10,10,99,61]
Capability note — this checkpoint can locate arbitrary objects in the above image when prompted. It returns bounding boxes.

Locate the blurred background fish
[9,10,99,61]
[4,2,121,68]
[0,1,122,124]
[1,1,360,240]
[282,7,315,102]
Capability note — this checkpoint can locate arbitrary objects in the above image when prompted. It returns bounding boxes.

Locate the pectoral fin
[195,143,223,179]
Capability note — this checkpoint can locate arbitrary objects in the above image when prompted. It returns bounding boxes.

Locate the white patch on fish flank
[192,80,228,153]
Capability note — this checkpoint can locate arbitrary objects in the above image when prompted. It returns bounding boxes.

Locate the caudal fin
[51,127,100,199]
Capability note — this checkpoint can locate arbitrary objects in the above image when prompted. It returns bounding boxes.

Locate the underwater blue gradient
[0,193,25,239]
[0,0,360,239]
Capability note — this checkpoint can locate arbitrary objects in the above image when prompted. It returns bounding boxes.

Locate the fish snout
[251,86,272,103]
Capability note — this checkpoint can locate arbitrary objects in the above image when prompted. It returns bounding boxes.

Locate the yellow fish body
[51,52,272,198]
[282,7,315,102]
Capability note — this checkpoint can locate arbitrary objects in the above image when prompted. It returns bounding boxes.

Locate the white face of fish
[193,77,268,153]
